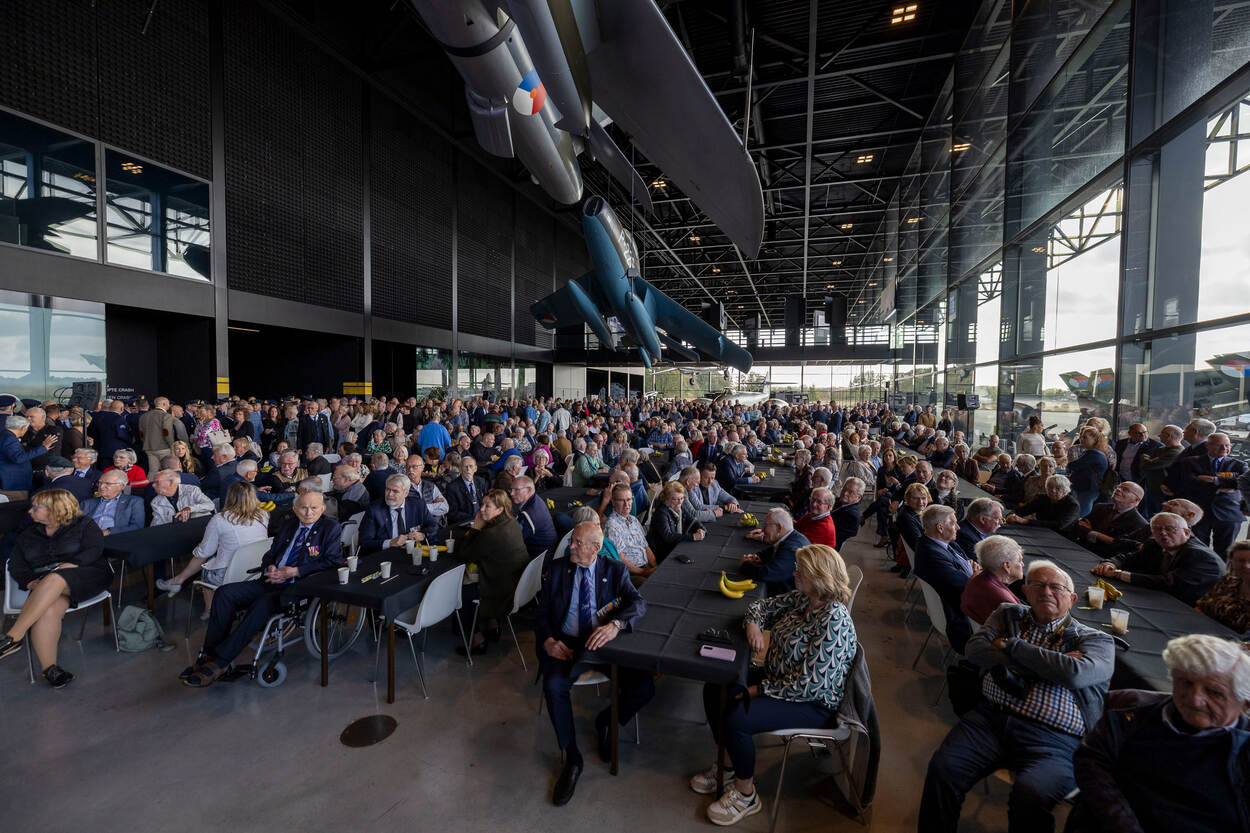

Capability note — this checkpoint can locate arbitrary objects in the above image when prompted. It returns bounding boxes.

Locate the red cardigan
[795,512,838,549]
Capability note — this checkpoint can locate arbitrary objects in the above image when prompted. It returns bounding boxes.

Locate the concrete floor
[0,521,1023,833]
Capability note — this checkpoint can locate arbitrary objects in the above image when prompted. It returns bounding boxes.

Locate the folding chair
[389,564,473,698]
[184,537,272,638]
[5,568,118,684]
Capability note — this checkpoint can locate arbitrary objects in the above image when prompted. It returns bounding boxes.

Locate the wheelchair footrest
[219,665,253,682]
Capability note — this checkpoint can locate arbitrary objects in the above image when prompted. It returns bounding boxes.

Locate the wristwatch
[611,619,625,631]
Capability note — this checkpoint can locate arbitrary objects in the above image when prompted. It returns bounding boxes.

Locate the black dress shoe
[595,711,612,763]
[552,759,583,806]
[899,566,911,579]
[43,664,74,688]
[0,635,23,660]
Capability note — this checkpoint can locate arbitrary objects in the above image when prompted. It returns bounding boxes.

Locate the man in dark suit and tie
[955,497,1004,555]
[1071,482,1150,559]
[536,521,652,806]
[70,448,103,488]
[34,456,95,503]
[199,445,241,501]
[738,508,811,597]
[445,456,488,525]
[86,399,132,468]
[81,470,145,535]
[1178,433,1248,558]
[913,504,978,653]
[183,491,343,687]
[1113,423,1163,487]
[358,474,438,554]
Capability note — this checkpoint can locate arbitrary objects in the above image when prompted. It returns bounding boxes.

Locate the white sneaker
[689,764,735,795]
[155,579,182,597]
[199,611,211,621]
[706,786,762,826]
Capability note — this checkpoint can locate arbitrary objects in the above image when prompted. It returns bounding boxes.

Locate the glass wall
[0,290,106,401]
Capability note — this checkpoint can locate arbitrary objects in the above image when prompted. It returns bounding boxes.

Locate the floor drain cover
[340,714,398,747]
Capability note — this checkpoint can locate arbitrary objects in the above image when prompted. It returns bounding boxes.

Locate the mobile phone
[699,644,737,662]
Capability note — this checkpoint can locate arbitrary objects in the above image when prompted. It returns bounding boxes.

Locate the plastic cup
[404,539,415,556]
[1110,609,1129,634]
[380,561,392,579]
[337,566,350,585]
[769,467,776,477]
[1087,586,1105,609]
[346,555,359,573]
[429,545,439,563]
[446,538,456,554]
[411,550,422,566]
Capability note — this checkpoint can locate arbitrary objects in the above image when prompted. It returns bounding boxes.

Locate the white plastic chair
[912,578,954,699]
[184,537,272,637]
[341,521,360,557]
[536,665,641,744]
[5,568,118,684]
[389,564,473,698]
[845,565,864,613]
[562,455,575,487]
[470,551,545,671]
[322,453,341,464]
[317,473,332,491]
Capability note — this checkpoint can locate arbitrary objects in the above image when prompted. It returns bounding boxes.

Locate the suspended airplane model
[532,197,753,373]
[407,0,764,257]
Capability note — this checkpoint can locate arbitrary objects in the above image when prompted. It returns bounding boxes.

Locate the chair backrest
[902,538,916,562]
[917,578,947,637]
[348,510,365,526]
[318,473,332,491]
[511,552,546,614]
[977,469,992,484]
[341,521,360,555]
[0,494,8,503]
[413,564,467,631]
[562,455,574,487]
[4,569,28,614]
[845,565,864,612]
[223,537,273,584]
[322,453,341,464]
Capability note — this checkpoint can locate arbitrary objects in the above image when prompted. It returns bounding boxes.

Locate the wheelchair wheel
[304,599,367,660]
[257,660,286,688]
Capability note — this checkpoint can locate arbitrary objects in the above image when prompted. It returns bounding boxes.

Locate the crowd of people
[0,390,1246,829]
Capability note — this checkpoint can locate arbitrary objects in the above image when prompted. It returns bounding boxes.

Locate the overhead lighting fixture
[711,266,721,273]
[826,284,835,289]
[689,234,701,244]
[1032,246,1046,253]
[121,161,143,174]
[726,289,735,294]
[883,257,893,262]
[891,4,918,24]
[906,217,920,224]
[831,259,843,266]
[951,142,971,152]
[73,171,96,183]
[840,223,853,230]
[858,299,866,304]
[868,281,878,287]
[650,178,667,189]
[736,305,744,309]
[856,153,874,164]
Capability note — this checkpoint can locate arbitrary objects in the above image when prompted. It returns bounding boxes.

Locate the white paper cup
[380,561,392,579]
[1109,609,1129,634]
[1087,586,1105,609]
[404,540,415,556]
[769,467,776,477]
[411,550,422,566]
[346,555,359,573]
[445,538,455,554]
[337,567,350,585]
[429,546,439,563]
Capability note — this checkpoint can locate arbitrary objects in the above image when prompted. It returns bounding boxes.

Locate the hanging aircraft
[406,0,764,257]
[531,197,753,373]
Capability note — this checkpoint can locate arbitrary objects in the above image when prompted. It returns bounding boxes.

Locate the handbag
[206,428,232,448]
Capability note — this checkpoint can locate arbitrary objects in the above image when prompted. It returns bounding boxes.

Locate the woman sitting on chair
[647,481,706,561]
[0,489,111,688]
[529,448,561,492]
[455,489,530,656]
[690,543,858,825]
[105,448,148,490]
[156,481,269,613]
[172,440,204,477]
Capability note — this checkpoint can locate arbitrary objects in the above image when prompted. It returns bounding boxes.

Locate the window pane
[1196,98,1250,323]
[104,149,210,279]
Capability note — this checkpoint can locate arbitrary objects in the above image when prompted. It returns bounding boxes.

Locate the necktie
[281,525,310,568]
[467,480,477,506]
[1213,457,1222,474]
[577,566,594,636]
[702,486,710,505]
[392,507,403,539]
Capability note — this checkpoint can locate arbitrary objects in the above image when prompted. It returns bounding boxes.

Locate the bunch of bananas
[1093,577,1123,602]
[739,513,759,528]
[719,572,757,598]
[545,498,556,510]
[755,471,767,480]
[571,500,583,507]
[259,501,276,511]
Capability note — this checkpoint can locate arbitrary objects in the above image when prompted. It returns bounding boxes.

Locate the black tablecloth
[956,476,994,502]
[736,464,794,499]
[593,504,768,686]
[295,548,457,621]
[539,486,598,512]
[997,523,1240,691]
[103,515,213,568]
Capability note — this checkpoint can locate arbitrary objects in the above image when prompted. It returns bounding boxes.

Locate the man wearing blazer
[1178,433,1248,558]
[81,470,145,535]
[1071,482,1150,559]
[1112,423,1163,487]
[738,508,811,597]
[913,504,977,654]
[183,491,342,687]
[536,521,652,807]
[445,456,489,525]
[358,474,438,554]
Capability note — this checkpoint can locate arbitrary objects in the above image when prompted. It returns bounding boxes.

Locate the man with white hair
[359,473,438,553]
[915,504,979,653]
[811,466,834,489]
[1178,432,1247,558]
[304,441,332,476]
[329,464,370,521]
[21,406,63,460]
[149,469,215,526]
[404,456,448,519]
[200,443,240,501]
[920,559,1115,833]
[1,414,56,496]
[957,497,1004,555]
[716,444,758,494]
[737,508,810,597]
[1073,481,1149,559]
[1068,634,1250,832]
[1091,511,1225,606]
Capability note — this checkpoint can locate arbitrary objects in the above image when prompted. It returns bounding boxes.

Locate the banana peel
[1093,577,1123,602]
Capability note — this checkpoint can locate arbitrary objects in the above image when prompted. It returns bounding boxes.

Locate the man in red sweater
[794,486,838,548]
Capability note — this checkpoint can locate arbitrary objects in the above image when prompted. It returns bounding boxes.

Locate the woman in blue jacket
[1067,427,1110,516]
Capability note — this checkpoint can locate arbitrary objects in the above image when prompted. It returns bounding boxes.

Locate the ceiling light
[650,178,667,189]
[906,217,919,224]
[689,235,701,243]
[891,4,918,24]
[826,284,835,289]
[856,154,874,164]
[868,281,878,286]
[726,289,735,293]
[858,299,865,304]
[1032,246,1045,253]
[121,161,143,174]
[951,142,971,152]
[711,266,721,273]
[73,172,96,183]
[840,223,853,230]
[831,260,843,266]
[883,257,893,262]
[737,305,744,309]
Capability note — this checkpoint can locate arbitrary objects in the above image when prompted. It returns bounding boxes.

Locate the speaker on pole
[700,301,727,331]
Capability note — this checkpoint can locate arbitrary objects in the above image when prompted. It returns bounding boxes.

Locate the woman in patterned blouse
[1196,541,1250,636]
[690,543,859,826]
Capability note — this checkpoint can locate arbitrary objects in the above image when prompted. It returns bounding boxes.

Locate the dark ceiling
[272,0,980,330]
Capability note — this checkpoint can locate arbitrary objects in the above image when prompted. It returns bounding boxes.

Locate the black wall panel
[223,2,363,312]
[514,194,554,348]
[369,92,453,328]
[456,152,513,339]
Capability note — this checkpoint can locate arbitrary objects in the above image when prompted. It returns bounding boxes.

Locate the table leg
[387,621,396,704]
[610,663,620,776]
[144,565,155,612]
[319,601,329,687]
[715,684,728,798]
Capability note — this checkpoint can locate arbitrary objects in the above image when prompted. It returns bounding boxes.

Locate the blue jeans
[919,703,1081,833]
[1073,489,1098,518]
[702,684,835,780]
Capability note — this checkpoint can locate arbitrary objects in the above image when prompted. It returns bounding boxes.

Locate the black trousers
[203,579,287,665]
[540,648,655,752]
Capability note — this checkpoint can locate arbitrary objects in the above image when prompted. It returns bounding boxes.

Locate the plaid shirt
[981,614,1086,736]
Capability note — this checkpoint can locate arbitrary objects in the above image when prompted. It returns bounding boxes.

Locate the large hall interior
[2,1,1249,832]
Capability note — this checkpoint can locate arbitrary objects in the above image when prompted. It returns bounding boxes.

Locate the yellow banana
[721,572,757,592]
[718,574,745,599]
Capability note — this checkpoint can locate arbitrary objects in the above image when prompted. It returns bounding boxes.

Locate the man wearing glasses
[602,484,657,581]
[1090,511,1224,606]
[919,559,1115,833]
[509,475,557,559]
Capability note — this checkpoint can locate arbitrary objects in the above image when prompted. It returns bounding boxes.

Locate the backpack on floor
[116,605,166,652]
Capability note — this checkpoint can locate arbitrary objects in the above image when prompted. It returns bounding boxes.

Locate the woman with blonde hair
[171,439,203,476]
[156,481,269,612]
[690,543,858,824]
[647,480,706,560]
[0,490,111,687]
[1068,426,1111,516]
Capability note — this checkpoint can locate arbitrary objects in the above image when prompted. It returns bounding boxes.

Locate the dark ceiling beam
[712,51,958,96]
[845,74,927,121]
[800,0,820,302]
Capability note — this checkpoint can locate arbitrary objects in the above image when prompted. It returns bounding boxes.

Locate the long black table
[103,516,213,610]
[997,523,1240,691]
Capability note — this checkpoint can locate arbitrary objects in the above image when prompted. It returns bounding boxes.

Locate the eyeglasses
[1026,581,1072,595]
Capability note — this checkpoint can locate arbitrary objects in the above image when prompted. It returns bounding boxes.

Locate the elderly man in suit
[687,462,744,518]
[1091,511,1225,606]
[1072,481,1150,559]
[536,521,652,806]
[914,504,980,653]
[445,455,489,525]
[737,508,811,597]
[148,469,215,526]
[1,414,56,498]
[34,455,94,503]
[200,443,241,502]
[183,491,342,687]
[1178,433,1248,559]
[81,470,144,535]
[358,474,438,554]
[70,448,102,487]
[1112,422,1162,488]
[956,497,1005,555]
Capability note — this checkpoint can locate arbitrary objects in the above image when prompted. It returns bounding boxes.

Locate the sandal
[182,660,227,688]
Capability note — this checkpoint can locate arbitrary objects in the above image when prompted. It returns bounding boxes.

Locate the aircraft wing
[634,277,753,373]
[530,272,618,349]
[577,0,764,258]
